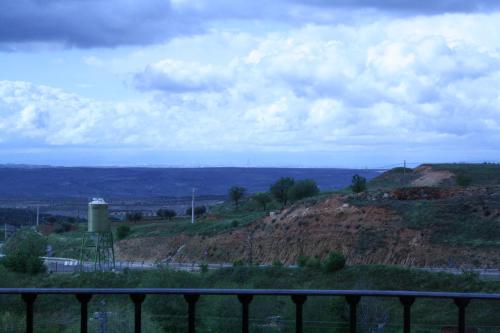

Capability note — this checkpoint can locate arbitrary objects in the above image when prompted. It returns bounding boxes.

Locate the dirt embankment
[115,191,500,268]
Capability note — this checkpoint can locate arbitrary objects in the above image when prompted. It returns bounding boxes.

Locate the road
[2,254,500,279]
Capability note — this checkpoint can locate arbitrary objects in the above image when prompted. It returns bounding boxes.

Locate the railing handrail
[1,287,499,299]
[2,287,499,333]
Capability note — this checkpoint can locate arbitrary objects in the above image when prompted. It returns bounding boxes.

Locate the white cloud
[2,12,500,165]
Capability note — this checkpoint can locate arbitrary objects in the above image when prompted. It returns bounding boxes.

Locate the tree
[186,206,207,217]
[228,186,246,208]
[1,229,47,274]
[351,174,367,193]
[270,177,295,207]
[322,251,346,272]
[157,209,177,220]
[116,225,131,240]
[126,212,143,222]
[251,192,272,210]
[456,174,472,187]
[288,179,320,202]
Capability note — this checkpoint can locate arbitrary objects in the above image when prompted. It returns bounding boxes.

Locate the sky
[1,0,500,168]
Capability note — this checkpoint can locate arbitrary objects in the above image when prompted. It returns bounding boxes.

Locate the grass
[431,163,500,186]
[1,264,500,332]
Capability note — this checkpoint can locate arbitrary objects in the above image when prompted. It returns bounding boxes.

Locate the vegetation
[125,212,143,222]
[185,206,207,217]
[351,174,367,193]
[3,263,496,332]
[322,251,346,272]
[456,173,473,187]
[251,192,273,210]
[1,229,46,274]
[116,225,131,240]
[270,177,295,207]
[288,179,320,202]
[156,208,177,220]
[228,186,246,208]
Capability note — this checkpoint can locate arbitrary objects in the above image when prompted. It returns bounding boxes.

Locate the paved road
[2,254,499,279]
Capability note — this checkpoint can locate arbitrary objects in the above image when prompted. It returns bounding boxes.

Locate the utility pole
[403,160,406,185]
[191,188,196,224]
[36,205,39,226]
[4,223,6,241]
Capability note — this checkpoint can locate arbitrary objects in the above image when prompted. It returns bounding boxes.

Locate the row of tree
[228,177,320,209]
[229,174,368,209]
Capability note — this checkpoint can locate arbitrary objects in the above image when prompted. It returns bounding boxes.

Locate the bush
[297,255,309,267]
[228,186,246,208]
[272,260,283,267]
[126,212,143,222]
[288,179,320,202]
[456,174,472,187]
[351,174,367,193]
[323,252,346,272]
[230,220,239,228]
[251,192,273,210]
[200,263,208,273]
[270,177,295,207]
[186,206,207,217]
[305,257,322,269]
[157,209,177,220]
[1,229,47,274]
[233,259,244,267]
[53,222,72,234]
[116,225,131,240]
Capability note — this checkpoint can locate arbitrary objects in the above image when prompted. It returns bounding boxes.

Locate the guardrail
[0,288,499,333]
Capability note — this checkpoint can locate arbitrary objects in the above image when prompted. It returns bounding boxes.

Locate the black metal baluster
[399,296,415,333]
[454,298,470,333]
[75,294,92,333]
[184,294,200,333]
[291,295,307,333]
[238,294,253,333]
[345,295,360,333]
[130,294,146,333]
[21,293,37,333]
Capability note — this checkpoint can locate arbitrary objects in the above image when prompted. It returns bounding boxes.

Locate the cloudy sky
[1,0,500,167]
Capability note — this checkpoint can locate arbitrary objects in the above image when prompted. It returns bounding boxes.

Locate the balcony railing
[0,288,499,333]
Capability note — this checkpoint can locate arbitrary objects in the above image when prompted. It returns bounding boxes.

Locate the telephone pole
[36,205,39,226]
[191,188,196,224]
[403,160,406,185]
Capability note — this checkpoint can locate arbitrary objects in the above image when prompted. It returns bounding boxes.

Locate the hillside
[114,164,500,268]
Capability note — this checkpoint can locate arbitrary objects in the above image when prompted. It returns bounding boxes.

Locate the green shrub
[228,186,246,208]
[272,260,283,267]
[157,209,177,220]
[305,257,322,269]
[116,225,131,240]
[200,263,208,273]
[251,192,273,210]
[1,229,47,274]
[126,212,143,222]
[186,206,207,217]
[230,220,239,228]
[53,222,72,234]
[297,255,309,267]
[270,177,295,207]
[351,174,367,193]
[233,259,244,267]
[288,179,320,202]
[456,174,472,187]
[322,252,346,272]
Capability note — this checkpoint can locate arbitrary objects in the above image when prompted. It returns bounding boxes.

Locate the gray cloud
[2,0,499,49]
[291,0,500,14]
[0,0,201,48]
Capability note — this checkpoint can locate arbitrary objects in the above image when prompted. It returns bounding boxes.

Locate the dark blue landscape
[0,166,381,198]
